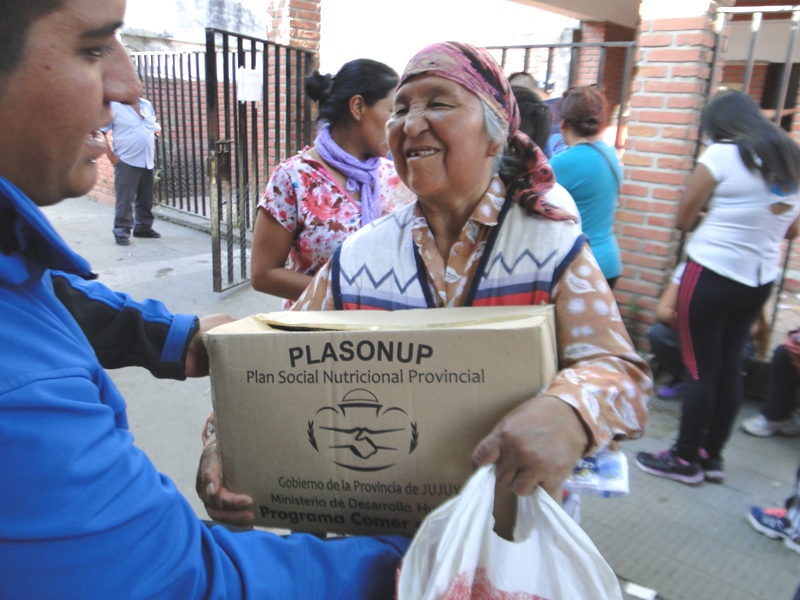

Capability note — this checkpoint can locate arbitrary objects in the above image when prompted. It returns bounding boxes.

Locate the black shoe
[636,447,704,485]
[115,236,130,246]
[133,229,161,239]
[699,448,725,484]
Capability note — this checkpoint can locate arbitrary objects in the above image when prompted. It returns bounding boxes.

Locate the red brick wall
[268,0,320,51]
[573,23,603,86]
[720,61,769,100]
[94,152,115,206]
[618,15,717,343]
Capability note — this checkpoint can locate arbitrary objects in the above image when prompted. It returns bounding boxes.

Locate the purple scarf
[315,122,382,225]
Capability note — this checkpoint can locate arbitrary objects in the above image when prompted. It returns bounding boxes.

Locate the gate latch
[215,139,233,182]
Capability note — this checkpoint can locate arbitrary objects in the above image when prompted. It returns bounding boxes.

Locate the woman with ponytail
[251,59,413,307]
[549,85,623,288]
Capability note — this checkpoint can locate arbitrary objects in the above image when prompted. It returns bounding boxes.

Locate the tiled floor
[584,393,800,600]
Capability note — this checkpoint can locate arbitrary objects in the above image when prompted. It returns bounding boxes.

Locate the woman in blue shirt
[549,86,623,288]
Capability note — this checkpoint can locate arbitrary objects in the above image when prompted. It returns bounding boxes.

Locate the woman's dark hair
[0,0,64,77]
[560,86,609,138]
[512,85,552,150]
[702,89,800,187]
[305,58,398,128]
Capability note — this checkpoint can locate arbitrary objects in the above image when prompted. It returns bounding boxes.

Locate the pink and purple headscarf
[399,41,575,221]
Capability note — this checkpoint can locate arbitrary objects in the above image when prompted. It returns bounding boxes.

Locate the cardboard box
[205,305,557,536]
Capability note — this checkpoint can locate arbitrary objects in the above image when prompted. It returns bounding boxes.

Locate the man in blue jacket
[0,1,408,598]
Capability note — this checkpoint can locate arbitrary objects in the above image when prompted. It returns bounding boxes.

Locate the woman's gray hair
[480,97,510,174]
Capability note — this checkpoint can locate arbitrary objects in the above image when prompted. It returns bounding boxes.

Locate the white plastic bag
[396,465,623,600]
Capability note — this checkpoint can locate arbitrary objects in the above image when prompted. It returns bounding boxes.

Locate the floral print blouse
[258,150,414,308]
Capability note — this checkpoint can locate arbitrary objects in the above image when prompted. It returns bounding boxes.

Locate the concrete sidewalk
[43,196,800,600]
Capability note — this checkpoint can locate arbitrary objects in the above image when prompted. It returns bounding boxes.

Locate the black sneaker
[699,448,725,484]
[133,228,161,239]
[636,447,704,485]
[115,236,130,246]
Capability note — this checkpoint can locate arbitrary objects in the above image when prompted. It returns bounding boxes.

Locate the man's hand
[196,440,256,527]
[471,395,589,497]
[185,313,235,378]
[101,132,120,166]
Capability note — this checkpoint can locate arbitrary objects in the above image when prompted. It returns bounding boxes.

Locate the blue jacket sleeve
[0,373,409,599]
[49,270,199,379]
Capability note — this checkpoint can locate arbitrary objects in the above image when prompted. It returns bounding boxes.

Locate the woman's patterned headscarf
[399,41,575,221]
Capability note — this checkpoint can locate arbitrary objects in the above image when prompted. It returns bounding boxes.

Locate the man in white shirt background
[103,82,161,246]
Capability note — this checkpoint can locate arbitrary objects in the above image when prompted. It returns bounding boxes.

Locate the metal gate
[205,29,314,292]
[485,40,638,151]
[132,31,314,292]
[132,51,210,219]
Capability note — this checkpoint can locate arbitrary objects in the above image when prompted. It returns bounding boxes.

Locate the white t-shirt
[686,142,799,286]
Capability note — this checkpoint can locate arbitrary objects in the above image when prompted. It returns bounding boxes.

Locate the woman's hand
[195,438,256,528]
[471,395,589,497]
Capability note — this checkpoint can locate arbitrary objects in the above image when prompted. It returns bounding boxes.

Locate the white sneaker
[742,414,800,437]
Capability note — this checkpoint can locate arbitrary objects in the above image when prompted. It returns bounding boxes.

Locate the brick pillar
[575,22,605,86]
[617,0,732,345]
[266,0,320,54]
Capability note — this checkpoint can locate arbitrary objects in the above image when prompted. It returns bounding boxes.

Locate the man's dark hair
[0,0,65,76]
[512,85,552,150]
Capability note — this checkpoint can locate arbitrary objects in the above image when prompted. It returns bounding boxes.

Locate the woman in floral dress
[251,58,414,308]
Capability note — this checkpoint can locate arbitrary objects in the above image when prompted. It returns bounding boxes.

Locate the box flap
[256,305,554,331]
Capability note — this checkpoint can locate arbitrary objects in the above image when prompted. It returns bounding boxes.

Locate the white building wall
[122,0,267,49]
[319,0,577,76]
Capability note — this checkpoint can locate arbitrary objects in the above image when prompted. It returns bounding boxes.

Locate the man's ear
[349,95,365,122]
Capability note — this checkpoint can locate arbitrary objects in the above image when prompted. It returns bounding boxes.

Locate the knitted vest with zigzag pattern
[331,200,586,311]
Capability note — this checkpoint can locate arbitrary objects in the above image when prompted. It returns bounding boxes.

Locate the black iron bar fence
[131,31,313,291]
[485,41,637,150]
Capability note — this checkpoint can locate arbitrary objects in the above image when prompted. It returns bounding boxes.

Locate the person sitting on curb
[741,328,800,437]
[648,262,687,399]
[649,261,767,401]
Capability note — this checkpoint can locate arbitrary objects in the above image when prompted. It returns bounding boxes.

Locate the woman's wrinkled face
[386,75,501,206]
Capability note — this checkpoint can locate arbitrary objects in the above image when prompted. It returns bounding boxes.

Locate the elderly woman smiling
[198,42,650,524]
